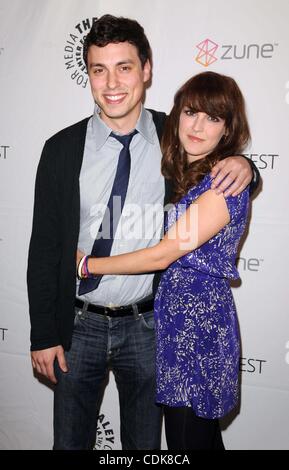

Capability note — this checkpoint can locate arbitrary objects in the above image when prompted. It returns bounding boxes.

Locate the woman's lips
[188,135,205,142]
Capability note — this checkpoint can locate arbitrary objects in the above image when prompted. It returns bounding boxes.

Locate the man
[27,15,259,450]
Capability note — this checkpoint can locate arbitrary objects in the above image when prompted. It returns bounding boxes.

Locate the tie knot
[110,129,138,148]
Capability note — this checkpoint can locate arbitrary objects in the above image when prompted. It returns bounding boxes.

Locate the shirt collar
[91,104,155,150]
[135,106,155,144]
[91,105,112,151]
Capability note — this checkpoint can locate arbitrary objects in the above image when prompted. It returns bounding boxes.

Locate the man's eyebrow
[89,59,135,69]
[89,62,104,69]
[116,60,135,65]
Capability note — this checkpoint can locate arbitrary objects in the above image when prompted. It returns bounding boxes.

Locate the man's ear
[143,60,151,83]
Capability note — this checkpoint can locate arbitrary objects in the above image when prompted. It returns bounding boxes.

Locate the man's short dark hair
[83,14,152,69]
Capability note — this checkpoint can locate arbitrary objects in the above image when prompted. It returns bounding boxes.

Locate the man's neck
[99,105,142,134]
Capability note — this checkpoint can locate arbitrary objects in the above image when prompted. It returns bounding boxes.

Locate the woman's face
[179,108,227,163]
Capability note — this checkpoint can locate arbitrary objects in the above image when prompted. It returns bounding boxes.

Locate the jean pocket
[139,311,155,331]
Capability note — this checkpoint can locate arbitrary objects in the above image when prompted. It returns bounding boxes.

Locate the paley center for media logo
[195,38,278,67]
[64,17,98,88]
[94,413,115,450]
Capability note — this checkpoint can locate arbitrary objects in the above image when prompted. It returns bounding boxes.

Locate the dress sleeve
[175,185,250,280]
[224,187,250,224]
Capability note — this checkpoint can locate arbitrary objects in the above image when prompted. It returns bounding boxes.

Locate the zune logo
[196,39,219,67]
[195,39,278,66]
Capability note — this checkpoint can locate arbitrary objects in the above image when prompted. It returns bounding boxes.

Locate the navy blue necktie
[79,129,138,295]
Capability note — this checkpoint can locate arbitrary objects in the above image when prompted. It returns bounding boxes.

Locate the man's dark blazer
[27,110,168,351]
[27,110,259,352]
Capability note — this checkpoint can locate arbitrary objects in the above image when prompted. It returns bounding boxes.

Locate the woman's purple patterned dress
[154,173,249,419]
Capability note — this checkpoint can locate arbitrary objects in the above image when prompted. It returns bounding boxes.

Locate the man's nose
[107,70,119,89]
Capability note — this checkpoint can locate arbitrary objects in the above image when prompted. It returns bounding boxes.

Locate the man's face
[87,42,151,133]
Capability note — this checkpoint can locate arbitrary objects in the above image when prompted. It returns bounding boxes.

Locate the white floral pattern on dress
[155,173,249,419]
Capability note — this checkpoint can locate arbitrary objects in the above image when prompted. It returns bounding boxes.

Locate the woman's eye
[184,109,195,116]
[208,115,220,122]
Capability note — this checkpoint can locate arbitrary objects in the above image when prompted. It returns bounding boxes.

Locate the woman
[77,71,251,449]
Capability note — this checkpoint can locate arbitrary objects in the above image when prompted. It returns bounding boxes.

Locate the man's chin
[100,108,132,121]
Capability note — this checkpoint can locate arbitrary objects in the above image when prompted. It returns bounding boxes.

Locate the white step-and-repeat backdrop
[1,0,288,450]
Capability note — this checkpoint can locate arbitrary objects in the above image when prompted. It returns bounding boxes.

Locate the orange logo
[196,39,219,67]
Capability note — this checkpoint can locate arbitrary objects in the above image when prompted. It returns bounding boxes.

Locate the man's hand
[31,345,68,384]
[210,156,252,197]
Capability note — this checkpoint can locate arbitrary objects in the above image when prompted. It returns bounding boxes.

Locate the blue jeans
[53,307,162,450]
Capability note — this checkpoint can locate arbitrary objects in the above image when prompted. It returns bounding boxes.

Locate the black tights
[164,406,225,450]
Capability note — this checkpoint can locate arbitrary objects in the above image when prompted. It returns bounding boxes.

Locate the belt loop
[82,301,89,312]
[132,303,140,319]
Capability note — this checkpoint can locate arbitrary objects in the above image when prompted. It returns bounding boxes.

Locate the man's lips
[188,135,205,143]
[103,93,127,104]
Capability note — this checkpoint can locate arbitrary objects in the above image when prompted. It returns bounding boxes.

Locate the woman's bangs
[183,83,229,120]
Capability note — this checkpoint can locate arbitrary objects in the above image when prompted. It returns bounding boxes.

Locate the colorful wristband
[77,255,86,280]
